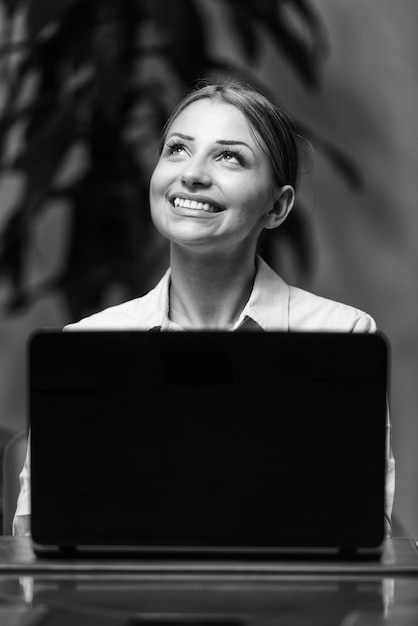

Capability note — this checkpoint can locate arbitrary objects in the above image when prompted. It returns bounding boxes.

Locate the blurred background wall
[0,0,417,535]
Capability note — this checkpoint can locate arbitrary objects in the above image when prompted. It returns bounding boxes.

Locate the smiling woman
[13,77,395,539]
[150,97,293,266]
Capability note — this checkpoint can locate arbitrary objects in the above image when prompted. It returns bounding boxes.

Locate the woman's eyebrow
[167,132,194,141]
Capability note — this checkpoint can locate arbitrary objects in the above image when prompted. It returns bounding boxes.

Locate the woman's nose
[180,159,211,187]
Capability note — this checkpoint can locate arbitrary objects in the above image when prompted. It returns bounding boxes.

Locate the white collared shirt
[62,256,379,333]
[14,256,395,535]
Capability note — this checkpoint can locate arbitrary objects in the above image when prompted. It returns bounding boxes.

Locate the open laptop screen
[28,330,388,554]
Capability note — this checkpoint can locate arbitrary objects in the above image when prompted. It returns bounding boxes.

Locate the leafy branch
[0,0,363,319]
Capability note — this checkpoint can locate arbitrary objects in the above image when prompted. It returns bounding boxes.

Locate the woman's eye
[219,150,243,165]
[166,142,186,156]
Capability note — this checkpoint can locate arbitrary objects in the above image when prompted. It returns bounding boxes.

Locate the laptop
[28,329,389,558]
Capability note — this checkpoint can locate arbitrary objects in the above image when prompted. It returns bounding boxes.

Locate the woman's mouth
[173,197,224,213]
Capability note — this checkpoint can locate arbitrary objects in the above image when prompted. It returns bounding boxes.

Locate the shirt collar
[232,256,290,331]
[148,255,290,331]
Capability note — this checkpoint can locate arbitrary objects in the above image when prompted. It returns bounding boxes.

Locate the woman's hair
[160,77,300,189]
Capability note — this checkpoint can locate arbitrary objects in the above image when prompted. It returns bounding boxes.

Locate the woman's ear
[263,185,295,230]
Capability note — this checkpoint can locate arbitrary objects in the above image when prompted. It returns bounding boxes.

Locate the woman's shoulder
[64,296,151,330]
[287,284,377,332]
[64,270,170,330]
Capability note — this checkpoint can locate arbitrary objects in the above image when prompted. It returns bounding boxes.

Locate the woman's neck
[168,246,257,329]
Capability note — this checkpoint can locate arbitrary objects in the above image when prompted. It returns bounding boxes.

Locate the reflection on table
[0,537,418,625]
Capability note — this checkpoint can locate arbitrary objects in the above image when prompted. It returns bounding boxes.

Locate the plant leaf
[15,103,75,208]
[148,0,210,84]
[219,0,327,87]
[59,175,153,319]
[1,0,23,16]
[282,0,329,59]
[27,0,81,39]
[263,10,319,87]
[0,208,27,292]
[296,122,365,191]
[222,2,262,63]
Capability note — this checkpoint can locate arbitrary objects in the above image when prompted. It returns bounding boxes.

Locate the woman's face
[149,98,281,255]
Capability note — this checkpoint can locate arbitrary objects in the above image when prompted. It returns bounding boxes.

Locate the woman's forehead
[167,98,259,144]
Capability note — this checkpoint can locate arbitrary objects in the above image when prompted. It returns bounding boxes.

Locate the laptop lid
[28,329,388,556]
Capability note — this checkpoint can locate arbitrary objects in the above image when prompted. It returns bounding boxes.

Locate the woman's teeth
[173,197,222,213]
